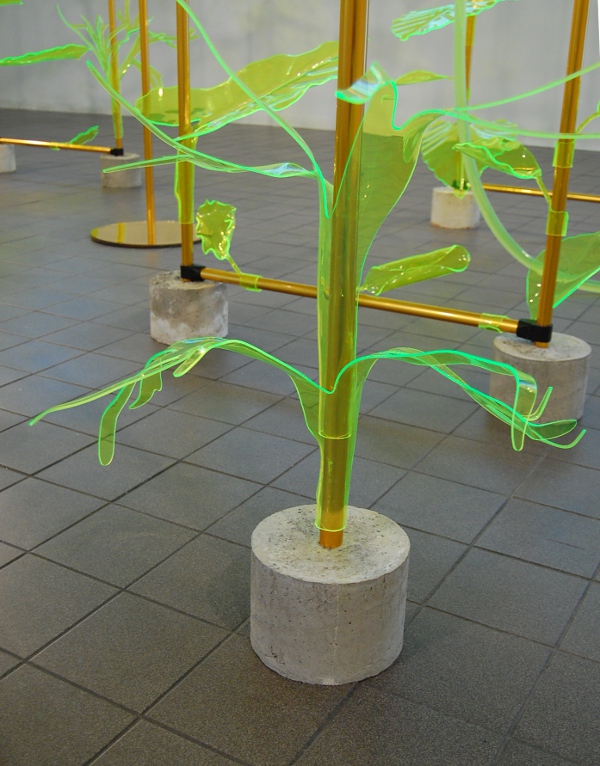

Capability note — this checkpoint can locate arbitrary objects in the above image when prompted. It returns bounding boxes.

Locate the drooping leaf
[395,70,451,86]
[67,125,99,146]
[98,383,135,465]
[0,43,87,66]
[454,137,542,179]
[196,200,236,260]
[527,232,600,317]
[421,119,483,193]
[361,245,470,295]
[136,41,338,132]
[391,0,513,41]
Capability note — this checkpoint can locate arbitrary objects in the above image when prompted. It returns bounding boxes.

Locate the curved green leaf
[454,137,542,179]
[395,70,451,86]
[196,200,236,260]
[527,232,600,317]
[136,41,338,132]
[0,43,86,66]
[67,125,99,146]
[361,246,470,295]
[391,0,512,41]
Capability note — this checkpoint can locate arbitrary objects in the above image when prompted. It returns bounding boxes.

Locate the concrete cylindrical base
[150,270,228,344]
[100,152,142,188]
[0,145,16,174]
[251,506,410,685]
[430,186,480,229]
[490,332,591,422]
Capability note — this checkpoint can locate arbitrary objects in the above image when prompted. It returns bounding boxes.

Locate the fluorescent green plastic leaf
[0,43,87,66]
[454,137,542,179]
[98,383,135,465]
[68,125,99,146]
[421,119,484,193]
[196,200,236,260]
[361,246,470,295]
[391,0,512,40]
[136,41,338,131]
[395,70,451,86]
[0,1,22,5]
[527,232,600,317]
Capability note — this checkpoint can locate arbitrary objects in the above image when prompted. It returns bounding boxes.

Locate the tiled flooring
[0,108,599,766]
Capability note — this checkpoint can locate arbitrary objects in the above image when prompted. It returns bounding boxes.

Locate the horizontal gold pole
[0,137,113,154]
[199,267,520,333]
[483,182,600,204]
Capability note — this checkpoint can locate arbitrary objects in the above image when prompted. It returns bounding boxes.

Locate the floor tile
[374,472,505,542]
[354,414,445,468]
[515,652,600,766]
[35,593,227,712]
[0,478,103,549]
[0,374,89,418]
[36,504,196,586]
[496,740,578,766]
[429,549,587,645]
[515,458,600,519]
[369,388,478,433]
[0,555,115,656]
[477,498,600,576]
[403,528,467,603]
[559,582,600,662]
[370,608,550,733]
[0,650,20,678]
[42,351,141,388]
[149,635,351,766]
[93,720,238,765]
[0,419,93,474]
[295,686,501,766]
[0,665,133,766]
[0,542,23,568]
[0,338,83,374]
[130,535,251,629]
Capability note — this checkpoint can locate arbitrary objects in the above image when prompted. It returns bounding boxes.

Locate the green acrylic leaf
[0,1,22,6]
[395,70,451,86]
[98,383,135,465]
[0,43,87,66]
[391,0,513,41]
[421,119,483,193]
[196,200,236,260]
[454,137,542,179]
[527,232,600,317]
[67,125,99,146]
[361,246,470,295]
[136,41,338,132]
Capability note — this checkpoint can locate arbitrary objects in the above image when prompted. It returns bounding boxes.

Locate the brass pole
[0,137,112,154]
[176,0,195,270]
[465,14,476,97]
[483,182,600,204]
[199,267,520,333]
[317,0,369,549]
[107,0,123,150]
[535,0,590,346]
[138,0,156,244]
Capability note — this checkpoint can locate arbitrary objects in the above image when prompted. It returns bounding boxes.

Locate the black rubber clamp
[180,264,204,282]
[109,147,125,156]
[516,319,553,344]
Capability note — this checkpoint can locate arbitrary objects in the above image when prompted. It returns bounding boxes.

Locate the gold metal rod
[0,137,112,153]
[465,14,476,97]
[199,267,520,334]
[176,0,195,270]
[138,0,156,244]
[535,0,590,346]
[107,0,123,150]
[483,182,600,204]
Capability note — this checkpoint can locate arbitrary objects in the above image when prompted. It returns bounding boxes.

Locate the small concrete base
[0,145,16,174]
[100,152,142,188]
[150,270,228,344]
[489,332,591,422]
[430,186,480,229]
[251,506,410,685]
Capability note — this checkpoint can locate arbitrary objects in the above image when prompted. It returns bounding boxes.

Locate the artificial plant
[32,0,586,547]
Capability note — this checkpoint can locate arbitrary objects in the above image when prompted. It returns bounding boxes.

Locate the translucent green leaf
[0,43,87,66]
[395,70,451,86]
[98,383,135,465]
[361,246,470,295]
[196,200,236,259]
[0,1,22,6]
[391,0,512,41]
[136,41,338,132]
[454,137,542,179]
[527,232,600,317]
[421,119,484,193]
[67,125,99,146]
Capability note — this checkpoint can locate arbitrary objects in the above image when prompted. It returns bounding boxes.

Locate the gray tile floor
[0,108,599,766]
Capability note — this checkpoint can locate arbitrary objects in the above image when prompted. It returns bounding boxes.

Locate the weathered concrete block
[431,186,480,229]
[100,152,142,188]
[0,145,16,174]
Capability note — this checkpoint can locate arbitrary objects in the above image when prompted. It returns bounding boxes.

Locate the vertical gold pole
[176,0,195,270]
[535,0,590,346]
[465,14,476,98]
[318,0,369,549]
[138,0,156,244]
[107,0,123,150]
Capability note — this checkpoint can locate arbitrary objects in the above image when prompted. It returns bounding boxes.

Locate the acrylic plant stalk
[176,0,195,270]
[535,0,591,346]
[454,12,476,191]
[139,0,156,243]
[316,0,368,549]
[107,0,124,151]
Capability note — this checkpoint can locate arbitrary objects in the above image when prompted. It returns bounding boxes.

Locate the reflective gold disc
[90,220,200,248]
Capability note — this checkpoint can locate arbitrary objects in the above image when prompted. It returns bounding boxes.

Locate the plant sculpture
[32,0,587,548]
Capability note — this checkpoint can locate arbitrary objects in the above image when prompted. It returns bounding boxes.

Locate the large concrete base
[251,506,410,685]
[150,271,228,344]
[100,152,142,188]
[0,145,16,174]
[489,332,591,422]
[430,186,480,229]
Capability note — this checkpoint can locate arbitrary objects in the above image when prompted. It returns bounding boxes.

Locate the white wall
[1,0,599,149]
